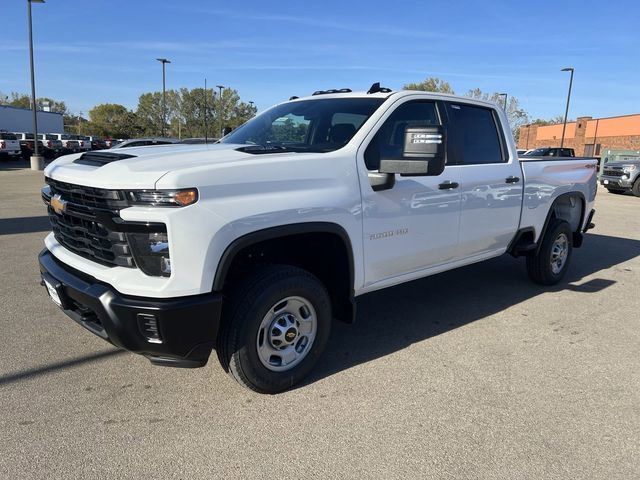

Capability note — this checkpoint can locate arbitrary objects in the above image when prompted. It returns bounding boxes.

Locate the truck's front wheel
[526,218,573,285]
[217,265,332,393]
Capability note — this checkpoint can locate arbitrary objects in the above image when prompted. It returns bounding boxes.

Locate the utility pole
[28,0,45,170]
[216,85,225,137]
[156,58,171,137]
[560,67,574,149]
[204,78,208,144]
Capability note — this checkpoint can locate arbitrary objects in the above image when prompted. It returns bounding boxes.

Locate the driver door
[357,99,462,287]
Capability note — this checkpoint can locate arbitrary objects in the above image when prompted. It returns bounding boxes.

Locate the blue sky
[2,0,638,120]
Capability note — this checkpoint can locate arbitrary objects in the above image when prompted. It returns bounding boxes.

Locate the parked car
[37,134,64,156]
[18,139,45,160]
[72,135,91,151]
[0,131,21,159]
[13,132,54,158]
[49,133,80,152]
[88,136,108,150]
[522,147,575,157]
[110,137,181,149]
[599,159,640,196]
[40,88,597,393]
[105,138,123,148]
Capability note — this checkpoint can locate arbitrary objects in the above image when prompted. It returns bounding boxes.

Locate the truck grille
[602,169,624,177]
[44,179,135,268]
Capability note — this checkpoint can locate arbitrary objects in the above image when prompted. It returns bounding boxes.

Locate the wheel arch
[537,191,586,252]
[213,222,357,323]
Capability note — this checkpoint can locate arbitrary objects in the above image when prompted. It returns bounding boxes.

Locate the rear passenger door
[444,102,523,259]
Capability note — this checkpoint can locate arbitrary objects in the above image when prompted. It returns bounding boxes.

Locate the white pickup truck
[40,87,597,393]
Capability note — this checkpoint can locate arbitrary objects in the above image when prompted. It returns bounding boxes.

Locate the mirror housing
[379,125,446,176]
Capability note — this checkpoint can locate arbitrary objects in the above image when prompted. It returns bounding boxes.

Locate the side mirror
[379,125,446,176]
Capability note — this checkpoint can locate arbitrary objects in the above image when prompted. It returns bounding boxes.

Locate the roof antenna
[367,82,392,94]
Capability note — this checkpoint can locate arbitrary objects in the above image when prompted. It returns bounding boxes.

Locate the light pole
[560,67,574,149]
[498,93,508,111]
[28,0,45,170]
[216,85,225,137]
[156,58,171,137]
[204,78,208,144]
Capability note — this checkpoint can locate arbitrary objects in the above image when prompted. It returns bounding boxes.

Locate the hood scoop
[73,151,137,167]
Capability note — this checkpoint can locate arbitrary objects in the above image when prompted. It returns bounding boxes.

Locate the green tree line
[0,87,257,139]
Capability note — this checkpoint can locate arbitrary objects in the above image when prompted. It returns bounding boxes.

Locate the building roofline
[0,104,63,116]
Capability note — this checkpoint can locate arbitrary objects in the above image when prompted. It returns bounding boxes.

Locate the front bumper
[39,248,222,368]
[600,175,633,189]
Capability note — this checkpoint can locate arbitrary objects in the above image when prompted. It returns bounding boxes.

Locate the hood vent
[74,151,136,167]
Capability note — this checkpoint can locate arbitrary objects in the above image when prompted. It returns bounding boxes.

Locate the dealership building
[0,105,64,134]
[518,113,640,158]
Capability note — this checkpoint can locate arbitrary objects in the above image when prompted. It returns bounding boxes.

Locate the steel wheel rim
[256,296,317,372]
[550,233,569,274]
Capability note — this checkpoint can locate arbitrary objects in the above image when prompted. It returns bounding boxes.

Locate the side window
[364,101,439,170]
[446,103,504,165]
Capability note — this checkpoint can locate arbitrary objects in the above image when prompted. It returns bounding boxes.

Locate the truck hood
[604,161,640,168]
[44,143,251,189]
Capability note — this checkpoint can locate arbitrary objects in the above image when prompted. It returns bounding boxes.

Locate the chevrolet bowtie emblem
[50,194,67,215]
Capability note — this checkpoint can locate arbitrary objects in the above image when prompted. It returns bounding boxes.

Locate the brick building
[518,113,640,157]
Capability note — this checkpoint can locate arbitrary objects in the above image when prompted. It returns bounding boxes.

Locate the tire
[217,265,332,393]
[632,179,640,197]
[526,218,573,285]
[606,188,626,195]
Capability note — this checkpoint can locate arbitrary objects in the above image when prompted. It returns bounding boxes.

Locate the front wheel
[217,265,332,393]
[632,179,640,197]
[526,218,573,285]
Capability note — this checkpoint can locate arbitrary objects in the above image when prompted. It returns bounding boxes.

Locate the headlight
[127,232,171,277]
[623,165,637,172]
[126,188,198,207]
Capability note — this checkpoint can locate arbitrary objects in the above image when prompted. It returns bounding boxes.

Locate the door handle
[438,181,459,190]
[505,176,520,184]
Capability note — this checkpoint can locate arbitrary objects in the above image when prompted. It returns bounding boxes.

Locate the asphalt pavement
[1,163,638,479]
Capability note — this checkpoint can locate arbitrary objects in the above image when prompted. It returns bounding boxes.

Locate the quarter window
[446,103,504,165]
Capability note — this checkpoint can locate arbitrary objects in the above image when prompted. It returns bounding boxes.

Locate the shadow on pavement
[0,349,126,387]
[302,233,640,388]
[0,216,50,235]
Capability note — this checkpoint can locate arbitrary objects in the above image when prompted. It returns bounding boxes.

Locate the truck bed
[520,157,598,241]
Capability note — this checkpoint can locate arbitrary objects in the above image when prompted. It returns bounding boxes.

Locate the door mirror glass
[379,125,446,176]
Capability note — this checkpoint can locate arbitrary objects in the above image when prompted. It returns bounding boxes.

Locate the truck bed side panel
[520,158,597,242]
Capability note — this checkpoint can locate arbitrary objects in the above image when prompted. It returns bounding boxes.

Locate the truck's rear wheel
[217,265,331,393]
[526,218,573,285]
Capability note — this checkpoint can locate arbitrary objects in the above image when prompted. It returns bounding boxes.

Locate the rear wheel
[632,179,640,197]
[606,188,626,195]
[217,265,332,393]
[526,218,573,285]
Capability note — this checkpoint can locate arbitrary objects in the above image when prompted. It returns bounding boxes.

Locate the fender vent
[74,151,136,167]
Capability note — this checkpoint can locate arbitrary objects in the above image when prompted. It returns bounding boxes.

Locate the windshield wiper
[236,145,328,154]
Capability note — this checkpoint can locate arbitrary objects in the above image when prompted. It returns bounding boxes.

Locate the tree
[464,88,529,137]
[88,103,141,138]
[529,115,567,126]
[5,92,69,115]
[135,87,257,139]
[403,77,454,94]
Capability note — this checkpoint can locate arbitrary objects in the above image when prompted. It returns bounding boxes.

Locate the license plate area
[42,274,68,309]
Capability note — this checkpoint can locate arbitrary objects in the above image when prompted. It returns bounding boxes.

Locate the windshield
[523,148,549,156]
[221,98,385,152]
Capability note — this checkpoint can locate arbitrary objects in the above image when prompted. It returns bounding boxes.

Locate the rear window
[0,133,17,140]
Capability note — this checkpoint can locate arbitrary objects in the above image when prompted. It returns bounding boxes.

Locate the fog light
[137,313,162,343]
[127,232,171,277]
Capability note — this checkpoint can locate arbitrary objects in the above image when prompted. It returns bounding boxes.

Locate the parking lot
[0,164,638,479]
